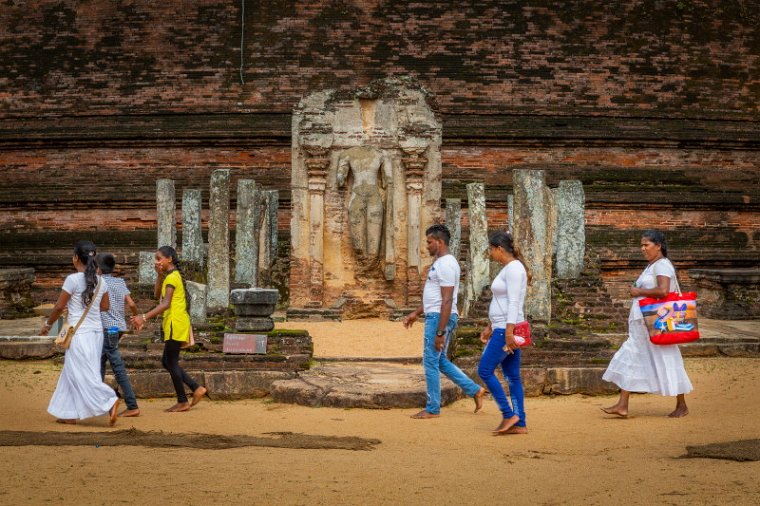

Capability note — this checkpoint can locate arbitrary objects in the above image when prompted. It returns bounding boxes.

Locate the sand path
[0,357,758,505]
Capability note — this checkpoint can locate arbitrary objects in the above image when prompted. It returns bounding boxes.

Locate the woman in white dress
[40,241,120,425]
[602,230,692,418]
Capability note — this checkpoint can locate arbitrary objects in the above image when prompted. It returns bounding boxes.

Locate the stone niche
[290,77,442,318]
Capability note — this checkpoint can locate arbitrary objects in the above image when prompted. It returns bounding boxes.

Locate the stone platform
[1,317,758,408]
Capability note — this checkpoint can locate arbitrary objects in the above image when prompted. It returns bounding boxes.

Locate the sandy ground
[0,356,758,505]
[275,318,424,358]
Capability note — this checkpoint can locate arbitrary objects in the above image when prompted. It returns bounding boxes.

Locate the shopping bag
[638,292,700,345]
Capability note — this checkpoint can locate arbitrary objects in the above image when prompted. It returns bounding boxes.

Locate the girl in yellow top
[131,246,207,412]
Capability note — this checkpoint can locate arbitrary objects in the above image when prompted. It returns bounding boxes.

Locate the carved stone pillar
[304,147,329,306]
[402,147,427,302]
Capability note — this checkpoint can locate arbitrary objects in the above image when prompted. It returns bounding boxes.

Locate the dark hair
[641,229,668,258]
[74,240,98,305]
[425,224,451,246]
[95,253,116,275]
[158,245,191,315]
[489,231,531,284]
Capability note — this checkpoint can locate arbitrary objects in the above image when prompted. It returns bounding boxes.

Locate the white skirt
[603,318,693,396]
[48,329,118,420]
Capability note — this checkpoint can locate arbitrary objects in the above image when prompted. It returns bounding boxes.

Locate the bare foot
[410,410,440,419]
[165,402,191,412]
[473,387,485,413]
[118,408,140,418]
[492,415,520,435]
[109,399,120,426]
[191,386,208,407]
[667,406,689,418]
[600,405,628,418]
[56,418,77,425]
[504,426,529,435]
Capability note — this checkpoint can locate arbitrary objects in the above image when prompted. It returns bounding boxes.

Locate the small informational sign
[223,333,268,354]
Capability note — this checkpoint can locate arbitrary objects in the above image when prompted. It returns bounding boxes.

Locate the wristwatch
[435,330,445,337]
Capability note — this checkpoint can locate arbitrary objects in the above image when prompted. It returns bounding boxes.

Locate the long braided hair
[158,246,191,316]
[74,240,98,305]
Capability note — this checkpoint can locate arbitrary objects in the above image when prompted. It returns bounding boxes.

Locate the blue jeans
[478,328,526,426]
[423,313,482,414]
[101,330,138,410]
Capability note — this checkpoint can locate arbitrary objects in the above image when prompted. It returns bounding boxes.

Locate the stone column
[257,189,279,286]
[305,148,329,305]
[402,149,426,302]
[207,169,231,311]
[186,281,208,325]
[555,180,586,279]
[156,179,176,249]
[235,179,259,286]
[507,194,514,233]
[182,189,204,266]
[463,183,489,317]
[512,170,554,322]
[445,199,462,260]
[138,252,157,284]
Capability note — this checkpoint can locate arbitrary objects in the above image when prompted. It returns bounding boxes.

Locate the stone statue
[334,146,393,263]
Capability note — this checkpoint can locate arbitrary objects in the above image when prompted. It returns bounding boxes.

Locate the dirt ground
[0,357,758,506]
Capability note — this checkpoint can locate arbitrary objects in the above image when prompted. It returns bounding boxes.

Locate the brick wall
[1,1,757,117]
[0,0,758,310]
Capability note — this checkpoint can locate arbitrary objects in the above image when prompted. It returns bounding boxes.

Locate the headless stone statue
[335,146,392,265]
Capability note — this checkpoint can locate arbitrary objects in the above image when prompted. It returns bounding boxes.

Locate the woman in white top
[602,230,692,418]
[478,231,529,435]
[40,241,120,425]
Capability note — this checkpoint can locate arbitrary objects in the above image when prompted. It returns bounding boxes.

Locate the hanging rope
[239,0,245,85]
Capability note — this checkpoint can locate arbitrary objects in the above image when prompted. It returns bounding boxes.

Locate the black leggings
[162,339,199,403]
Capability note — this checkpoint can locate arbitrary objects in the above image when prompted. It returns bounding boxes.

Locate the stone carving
[290,77,442,317]
[555,180,586,279]
[334,146,392,265]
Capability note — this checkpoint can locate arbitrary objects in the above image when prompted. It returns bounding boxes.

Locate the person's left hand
[503,334,518,354]
[434,334,445,352]
[630,286,640,297]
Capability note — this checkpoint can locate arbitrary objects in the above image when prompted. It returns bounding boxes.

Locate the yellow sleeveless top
[161,270,190,342]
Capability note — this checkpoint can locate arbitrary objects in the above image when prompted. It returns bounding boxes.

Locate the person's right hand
[479,328,492,344]
[402,314,417,329]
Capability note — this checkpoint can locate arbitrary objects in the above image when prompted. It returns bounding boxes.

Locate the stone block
[234,304,277,317]
[185,281,207,325]
[234,179,259,285]
[182,189,204,265]
[236,317,275,332]
[555,180,585,279]
[207,168,231,310]
[156,179,176,249]
[0,340,57,359]
[545,367,618,395]
[138,252,157,284]
[0,268,35,318]
[520,367,548,397]
[230,288,279,305]
[202,370,293,400]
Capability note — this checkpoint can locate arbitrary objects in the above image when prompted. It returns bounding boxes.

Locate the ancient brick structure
[0,1,757,315]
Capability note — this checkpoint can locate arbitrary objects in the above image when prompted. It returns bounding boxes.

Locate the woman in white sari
[41,241,120,425]
[602,230,692,418]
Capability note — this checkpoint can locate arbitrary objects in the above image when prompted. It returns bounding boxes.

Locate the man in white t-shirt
[403,224,485,419]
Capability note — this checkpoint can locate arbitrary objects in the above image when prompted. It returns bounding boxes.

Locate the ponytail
[489,231,532,285]
[74,240,98,305]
